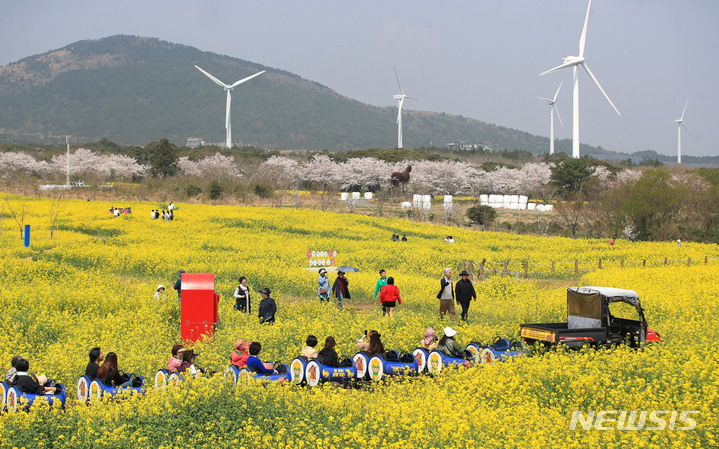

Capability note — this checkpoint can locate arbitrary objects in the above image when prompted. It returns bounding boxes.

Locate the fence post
[664,257,668,266]
[621,259,624,268]
[502,260,510,276]
[479,259,486,282]
[524,261,528,278]
[643,259,646,267]
[468,260,475,283]
[551,261,555,274]
[598,259,602,269]
[575,260,579,276]
[493,267,497,277]
[687,257,691,267]
[705,256,708,264]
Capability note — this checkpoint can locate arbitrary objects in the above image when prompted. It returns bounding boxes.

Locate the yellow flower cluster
[0,194,716,447]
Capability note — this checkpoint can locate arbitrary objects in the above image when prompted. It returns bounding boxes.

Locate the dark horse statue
[390,165,412,191]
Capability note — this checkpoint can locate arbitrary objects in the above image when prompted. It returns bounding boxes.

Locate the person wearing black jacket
[317,336,340,367]
[257,288,277,324]
[455,270,477,321]
[85,347,104,379]
[11,358,60,395]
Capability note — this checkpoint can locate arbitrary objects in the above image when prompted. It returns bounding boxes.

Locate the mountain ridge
[0,35,585,153]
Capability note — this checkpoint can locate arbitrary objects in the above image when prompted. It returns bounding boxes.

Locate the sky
[1,0,717,157]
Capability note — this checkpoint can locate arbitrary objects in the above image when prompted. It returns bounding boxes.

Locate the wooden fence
[461,256,717,282]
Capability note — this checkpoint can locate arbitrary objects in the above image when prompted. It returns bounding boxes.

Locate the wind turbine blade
[682,123,694,140]
[579,0,592,58]
[230,70,266,88]
[680,99,689,121]
[538,96,554,103]
[406,96,419,101]
[581,63,621,116]
[540,61,577,76]
[394,67,405,95]
[554,104,564,127]
[553,81,564,101]
[195,65,228,88]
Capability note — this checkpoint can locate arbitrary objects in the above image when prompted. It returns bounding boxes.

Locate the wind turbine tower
[540,0,620,158]
[195,65,265,148]
[671,100,692,164]
[393,68,417,149]
[539,82,564,155]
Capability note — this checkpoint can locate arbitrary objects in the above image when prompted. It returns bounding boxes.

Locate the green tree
[149,138,178,178]
[208,180,224,200]
[466,204,497,226]
[550,158,595,197]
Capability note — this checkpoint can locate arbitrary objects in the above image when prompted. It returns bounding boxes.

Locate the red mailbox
[180,273,219,342]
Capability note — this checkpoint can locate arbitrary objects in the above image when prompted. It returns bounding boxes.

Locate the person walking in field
[437,267,456,320]
[455,270,476,321]
[374,269,388,315]
[332,270,350,311]
[317,268,331,302]
[258,288,277,324]
[379,277,401,318]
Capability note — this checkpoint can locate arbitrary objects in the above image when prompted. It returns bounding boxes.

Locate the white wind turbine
[393,67,417,149]
[670,100,692,164]
[540,0,620,158]
[195,65,265,148]
[539,81,564,155]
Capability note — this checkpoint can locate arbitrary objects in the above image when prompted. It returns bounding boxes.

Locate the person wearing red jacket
[379,277,402,318]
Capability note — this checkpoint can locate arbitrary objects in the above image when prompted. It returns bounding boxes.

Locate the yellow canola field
[0,195,717,448]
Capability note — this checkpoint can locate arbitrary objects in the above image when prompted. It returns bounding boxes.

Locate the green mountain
[0,35,582,152]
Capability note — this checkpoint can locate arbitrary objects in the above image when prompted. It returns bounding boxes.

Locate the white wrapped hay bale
[352,192,360,200]
[527,203,536,210]
[364,192,373,200]
[340,192,349,201]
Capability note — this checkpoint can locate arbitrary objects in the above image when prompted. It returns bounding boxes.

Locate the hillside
[0,35,585,152]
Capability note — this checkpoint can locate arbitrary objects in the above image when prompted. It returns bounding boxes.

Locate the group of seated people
[165,345,201,377]
[85,347,139,387]
[5,355,61,395]
[109,207,131,216]
[151,209,174,221]
[230,339,282,375]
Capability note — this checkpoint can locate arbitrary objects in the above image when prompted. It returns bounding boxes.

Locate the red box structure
[180,273,219,342]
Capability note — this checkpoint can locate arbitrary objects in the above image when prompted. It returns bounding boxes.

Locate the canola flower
[0,194,717,448]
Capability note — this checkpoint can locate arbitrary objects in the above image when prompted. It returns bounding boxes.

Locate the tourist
[373,269,388,316]
[258,288,277,324]
[317,268,331,302]
[437,267,456,320]
[231,339,249,369]
[166,345,185,372]
[174,269,185,305]
[5,355,25,384]
[332,270,350,311]
[455,270,476,321]
[317,336,340,367]
[420,328,439,351]
[437,327,468,362]
[246,342,277,375]
[11,358,60,394]
[233,276,251,313]
[153,284,166,300]
[300,335,319,360]
[379,277,401,318]
[97,352,133,387]
[85,347,104,379]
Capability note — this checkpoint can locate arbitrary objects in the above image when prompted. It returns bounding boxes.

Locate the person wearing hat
[258,288,277,324]
[153,284,166,300]
[436,327,468,364]
[455,270,477,321]
[437,268,456,320]
[332,270,351,311]
[317,269,331,302]
[173,270,185,305]
[231,339,250,368]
